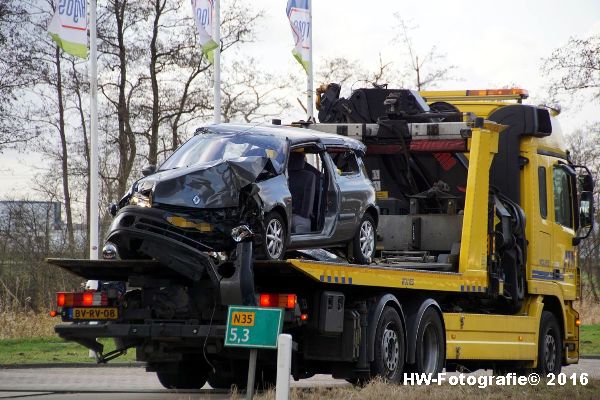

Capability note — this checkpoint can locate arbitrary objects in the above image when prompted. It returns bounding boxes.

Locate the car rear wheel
[260,211,287,261]
[350,214,376,264]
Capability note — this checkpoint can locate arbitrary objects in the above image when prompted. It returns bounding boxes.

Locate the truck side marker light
[300,313,308,321]
[49,310,57,317]
[576,319,581,326]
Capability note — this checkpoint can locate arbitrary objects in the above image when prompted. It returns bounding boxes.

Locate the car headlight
[102,242,119,260]
[129,192,151,208]
[231,225,254,242]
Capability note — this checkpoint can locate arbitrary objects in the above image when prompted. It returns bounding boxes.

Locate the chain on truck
[47,85,594,389]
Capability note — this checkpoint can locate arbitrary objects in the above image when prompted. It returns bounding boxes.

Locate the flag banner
[191,0,219,63]
[286,0,311,73]
[47,0,88,59]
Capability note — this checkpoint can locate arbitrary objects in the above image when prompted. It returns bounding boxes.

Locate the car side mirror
[108,203,118,217]
[142,164,157,176]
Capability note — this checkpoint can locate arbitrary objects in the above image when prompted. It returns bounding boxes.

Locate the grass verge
[580,324,600,356]
[0,336,136,364]
[252,378,600,400]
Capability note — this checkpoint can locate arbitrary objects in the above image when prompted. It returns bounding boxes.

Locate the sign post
[225,306,284,399]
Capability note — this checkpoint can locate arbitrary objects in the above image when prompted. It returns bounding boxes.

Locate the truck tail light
[259,293,297,309]
[56,291,108,307]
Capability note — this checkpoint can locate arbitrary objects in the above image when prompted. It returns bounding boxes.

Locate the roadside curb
[0,362,145,369]
[2,357,600,369]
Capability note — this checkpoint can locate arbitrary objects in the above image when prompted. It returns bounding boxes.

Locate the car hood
[136,156,275,208]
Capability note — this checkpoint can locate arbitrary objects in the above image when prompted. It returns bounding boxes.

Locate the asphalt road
[0,360,599,399]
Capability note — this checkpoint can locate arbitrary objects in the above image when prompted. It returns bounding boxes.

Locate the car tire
[260,211,287,261]
[371,306,405,384]
[155,360,208,389]
[535,311,562,374]
[350,213,376,264]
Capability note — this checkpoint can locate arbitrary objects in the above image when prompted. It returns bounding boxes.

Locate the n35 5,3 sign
[224,306,283,349]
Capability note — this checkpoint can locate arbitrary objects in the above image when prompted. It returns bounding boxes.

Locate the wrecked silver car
[106,124,378,264]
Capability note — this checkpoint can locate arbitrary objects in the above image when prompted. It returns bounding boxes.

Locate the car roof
[199,123,366,154]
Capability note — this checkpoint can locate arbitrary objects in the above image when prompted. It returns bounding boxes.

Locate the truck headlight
[231,225,254,242]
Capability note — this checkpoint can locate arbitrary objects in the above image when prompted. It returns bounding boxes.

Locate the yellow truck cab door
[547,162,577,298]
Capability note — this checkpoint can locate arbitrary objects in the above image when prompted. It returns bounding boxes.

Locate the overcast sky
[1,0,599,199]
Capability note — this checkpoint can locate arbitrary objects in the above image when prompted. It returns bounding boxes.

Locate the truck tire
[208,365,276,390]
[155,360,208,389]
[413,308,445,374]
[260,211,287,261]
[371,306,405,383]
[350,214,376,265]
[536,311,562,374]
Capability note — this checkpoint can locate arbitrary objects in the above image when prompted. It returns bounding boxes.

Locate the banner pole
[88,0,100,359]
[306,0,314,120]
[89,0,99,263]
[213,0,221,124]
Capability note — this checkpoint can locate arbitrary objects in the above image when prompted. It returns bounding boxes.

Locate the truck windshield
[159,133,286,172]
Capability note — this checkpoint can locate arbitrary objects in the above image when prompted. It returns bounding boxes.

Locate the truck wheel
[371,306,405,383]
[413,308,445,374]
[260,211,287,261]
[155,360,208,389]
[207,371,241,390]
[536,311,562,374]
[208,365,275,390]
[351,214,376,265]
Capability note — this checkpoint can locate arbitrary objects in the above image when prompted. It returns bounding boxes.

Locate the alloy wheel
[359,220,375,259]
[265,218,284,259]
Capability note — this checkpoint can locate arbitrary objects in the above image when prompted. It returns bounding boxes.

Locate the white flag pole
[88,0,99,359]
[89,0,99,263]
[213,0,221,124]
[306,0,314,120]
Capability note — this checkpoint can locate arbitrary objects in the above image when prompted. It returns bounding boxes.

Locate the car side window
[553,165,573,229]
[328,149,360,176]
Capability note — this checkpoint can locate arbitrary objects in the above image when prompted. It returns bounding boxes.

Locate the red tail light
[259,293,297,309]
[56,291,108,307]
[83,292,94,306]
[57,292,66,307]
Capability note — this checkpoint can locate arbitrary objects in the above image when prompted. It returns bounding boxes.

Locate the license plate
[70,307,118,320]
[231,311,255,326]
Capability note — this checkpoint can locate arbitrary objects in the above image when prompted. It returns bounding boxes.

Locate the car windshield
[159,133,287,172]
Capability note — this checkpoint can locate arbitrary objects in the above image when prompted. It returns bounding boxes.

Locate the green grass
[0,336,136,364]
[0,324,598,365]
[581,324,600,356]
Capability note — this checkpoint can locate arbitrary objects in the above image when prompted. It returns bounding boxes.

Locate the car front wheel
[350,214,376,264]
[260,211,287,261]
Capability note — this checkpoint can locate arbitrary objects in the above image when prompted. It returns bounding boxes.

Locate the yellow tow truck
[48,86,593,387]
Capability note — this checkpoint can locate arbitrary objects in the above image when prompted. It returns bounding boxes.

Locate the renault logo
[192,195,201,205]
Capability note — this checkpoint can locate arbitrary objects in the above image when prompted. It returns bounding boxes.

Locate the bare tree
[0,0,40,150]
[567,124,600,300]
[221,60,291,123]
[394,17,456,90]
[542,34,600,102]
